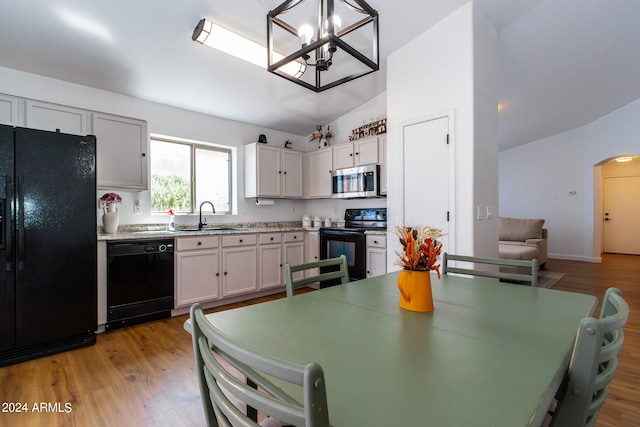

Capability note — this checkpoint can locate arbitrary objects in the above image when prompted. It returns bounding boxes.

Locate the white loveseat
[498,217,547,267]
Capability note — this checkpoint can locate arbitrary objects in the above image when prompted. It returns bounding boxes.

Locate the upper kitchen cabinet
[25,100,89,135]
[245,143,303,199]
[306,147,333,198]
[93,112,149,190]
[0,94,19,126]
[333,136,379,169]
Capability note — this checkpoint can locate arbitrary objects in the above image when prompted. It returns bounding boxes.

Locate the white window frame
[150,133,237,215]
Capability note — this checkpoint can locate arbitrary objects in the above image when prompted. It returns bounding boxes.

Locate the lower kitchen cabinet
[221,234,258,297]
[258,233,283,290]
[305,230,320,278]
[283,231,305,281]
[366,234,387,278]
[175,236,221,308]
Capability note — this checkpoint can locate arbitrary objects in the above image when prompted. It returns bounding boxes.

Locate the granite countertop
[98,221,390,241]
[98,221,308,241]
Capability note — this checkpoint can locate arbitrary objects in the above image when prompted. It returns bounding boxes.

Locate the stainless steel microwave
[332,164,381,199]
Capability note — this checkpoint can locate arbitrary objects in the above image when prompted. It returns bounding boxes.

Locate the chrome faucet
[198,201,215,230]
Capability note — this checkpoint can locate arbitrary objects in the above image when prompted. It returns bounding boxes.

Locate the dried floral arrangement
[309,125,333,142]
[99,192,122,206]
[394,225,445,277]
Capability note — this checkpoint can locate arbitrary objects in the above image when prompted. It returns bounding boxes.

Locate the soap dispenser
[168,209,176,231]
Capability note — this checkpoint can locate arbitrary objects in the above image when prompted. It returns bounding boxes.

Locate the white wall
[499,97,640,262]
[0,66,311,227]
[499,128,586,260]
[387,2,498,270]
[473,5,499,257]
[328,92,387,144]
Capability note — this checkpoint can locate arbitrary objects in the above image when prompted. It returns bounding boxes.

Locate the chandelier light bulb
[298,24,314,46]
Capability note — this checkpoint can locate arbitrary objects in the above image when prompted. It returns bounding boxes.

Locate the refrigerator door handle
[17,177,25,271]
[4,175,12,271]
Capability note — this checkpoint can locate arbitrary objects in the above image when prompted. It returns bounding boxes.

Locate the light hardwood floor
[0,254,638,426]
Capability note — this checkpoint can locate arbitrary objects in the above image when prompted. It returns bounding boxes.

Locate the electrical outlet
[134,199,142,214]
[477,205,484,220]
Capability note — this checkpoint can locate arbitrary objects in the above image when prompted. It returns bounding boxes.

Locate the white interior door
[402,116,450,252]
[603,176,640,254]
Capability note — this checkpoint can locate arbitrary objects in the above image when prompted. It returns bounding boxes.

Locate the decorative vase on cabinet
[102,203,119,234]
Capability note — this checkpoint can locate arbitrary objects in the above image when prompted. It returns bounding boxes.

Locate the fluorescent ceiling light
[615,156,633,162]
[193,19,305,78]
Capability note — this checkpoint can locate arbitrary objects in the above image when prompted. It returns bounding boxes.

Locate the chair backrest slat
[190,304,331,427]
[285,255,349,297]
[443,252,538,286]
[552,288,629,426]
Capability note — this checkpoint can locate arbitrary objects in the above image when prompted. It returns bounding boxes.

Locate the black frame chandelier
[267,0,379,92]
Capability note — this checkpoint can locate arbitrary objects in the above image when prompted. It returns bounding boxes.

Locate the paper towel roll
[255,198,275,206]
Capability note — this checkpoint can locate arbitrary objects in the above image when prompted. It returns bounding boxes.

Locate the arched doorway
[593,154,640,256]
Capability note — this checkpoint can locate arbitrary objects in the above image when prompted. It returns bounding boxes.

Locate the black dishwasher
[106,240,174,331]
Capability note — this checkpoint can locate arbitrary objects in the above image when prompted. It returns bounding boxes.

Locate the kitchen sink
[171,227,248,232]
[136,230,172,235]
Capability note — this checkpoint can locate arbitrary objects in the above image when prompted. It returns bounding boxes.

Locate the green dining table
[185,270,597,427]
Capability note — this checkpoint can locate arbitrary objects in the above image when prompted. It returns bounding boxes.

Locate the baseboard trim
[548,254,602,263]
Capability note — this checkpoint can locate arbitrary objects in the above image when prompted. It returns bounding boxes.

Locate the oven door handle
[320,229,366,238]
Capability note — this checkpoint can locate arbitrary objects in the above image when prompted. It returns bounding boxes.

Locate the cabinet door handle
[224,272,227,275]
[216,273,219,277]
[284,171,287,175]
[356,152,359,155]
[198,241,202,246]
[349,153,353,157]
[279,171,282,174]
[374,240,378,244]
[270,237,274,241]
[293,235,297,239]
[239,239,243,243]
[141,153,146,157]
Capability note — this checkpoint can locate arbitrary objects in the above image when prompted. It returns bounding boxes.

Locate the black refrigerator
[0,124,97,366]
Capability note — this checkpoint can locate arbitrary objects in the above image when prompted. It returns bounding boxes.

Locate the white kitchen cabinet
[333,143,355,170]
[221,234,258,297]
[175,236,221,307]
[93,112,149,190]
[282,149,303,197]
[305,230,320,279]
[332,136,379,170]
[366,234,387,278]
[0,94,19,126]
[379,136,387,195]
[283,231,305,281]
[306,147,333,198]
[258,233,283,290]
[25,100,89,135]
[245,143,303,198]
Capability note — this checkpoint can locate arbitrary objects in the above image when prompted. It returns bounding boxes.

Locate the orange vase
[398,270,434,312]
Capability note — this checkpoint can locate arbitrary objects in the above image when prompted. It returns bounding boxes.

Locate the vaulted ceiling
[1,0,638,150]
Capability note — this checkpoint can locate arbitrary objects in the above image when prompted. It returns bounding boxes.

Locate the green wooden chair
[442,252,539,286]
[551,287,629,426]
[189,303,331,427]
[285,255,349,297]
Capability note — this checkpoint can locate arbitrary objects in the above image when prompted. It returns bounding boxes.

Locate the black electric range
[319,208,386,284]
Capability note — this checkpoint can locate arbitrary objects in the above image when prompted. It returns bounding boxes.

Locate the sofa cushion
[499,217,545,241]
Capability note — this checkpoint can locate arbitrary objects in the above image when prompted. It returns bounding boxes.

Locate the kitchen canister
[324,218,332,227]
[313,216,322,228]
[302,214,311,228]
